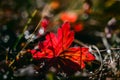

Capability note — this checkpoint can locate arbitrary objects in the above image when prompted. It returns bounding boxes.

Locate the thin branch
[74,39,88,47]
[74,39,120,53]
[93,48,120,53]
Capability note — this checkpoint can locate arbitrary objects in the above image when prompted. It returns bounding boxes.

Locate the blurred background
[0,0,120,48]
[0,0,120,80]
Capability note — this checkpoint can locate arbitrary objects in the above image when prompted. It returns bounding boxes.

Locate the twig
[8,9,39,67]
[13,9,38,50]
[93,48,120,53]
[74,39,120,52]
[74,39,88,47]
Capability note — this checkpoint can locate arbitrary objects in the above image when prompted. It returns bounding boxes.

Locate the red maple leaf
[31,22,95,70]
